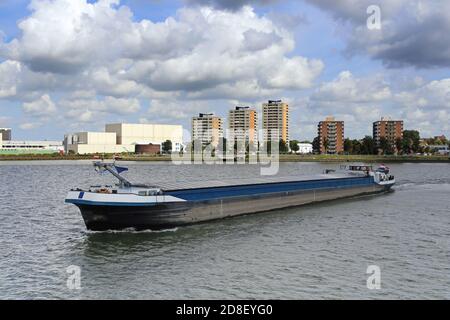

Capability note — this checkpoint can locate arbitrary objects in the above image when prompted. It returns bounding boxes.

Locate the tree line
[337,130,447,155]
[183,130,448,156]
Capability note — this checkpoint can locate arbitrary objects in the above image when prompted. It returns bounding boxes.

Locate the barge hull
[77,184,390,231]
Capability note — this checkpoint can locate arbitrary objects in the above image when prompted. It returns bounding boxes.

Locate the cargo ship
[65,162,395,231]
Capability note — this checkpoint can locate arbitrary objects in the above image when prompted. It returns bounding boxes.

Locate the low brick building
[135,143,161,155]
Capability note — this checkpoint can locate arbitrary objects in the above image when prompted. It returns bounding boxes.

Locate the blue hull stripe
[167,176,374,201]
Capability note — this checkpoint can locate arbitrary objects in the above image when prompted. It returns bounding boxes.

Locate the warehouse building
[0,139,63,154]
[65,123,184,154]
[0,128,63,154]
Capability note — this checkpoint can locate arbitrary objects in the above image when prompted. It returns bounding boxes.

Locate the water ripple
[0,162,449,299]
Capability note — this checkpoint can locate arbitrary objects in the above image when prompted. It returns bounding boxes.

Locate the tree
[265,140,272,155]
[402,130,421,154]
[190,139,203,154]
[395,137,403,155]
[378,137,394,155]
[427,135,448,146]
[361,136,375,155]
[344,138,353,154]
[352,139,362,154]
[217,137,227,156]
[161,140,172,154]
[322,137,329,154]
[279,139,289,154]
[289,140,300,153]
[312,137,320,154]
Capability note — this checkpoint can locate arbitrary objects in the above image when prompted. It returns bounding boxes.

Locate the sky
[0,0,449,141]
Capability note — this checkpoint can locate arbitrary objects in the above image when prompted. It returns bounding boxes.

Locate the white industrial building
[64,132,135,154]
[0,128,64,154]
[297,143,313,154]
[0,138,64,154]
[65,123,184,154]
[428,145,449,155]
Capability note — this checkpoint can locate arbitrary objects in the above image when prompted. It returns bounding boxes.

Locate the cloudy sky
[0,0,449,141]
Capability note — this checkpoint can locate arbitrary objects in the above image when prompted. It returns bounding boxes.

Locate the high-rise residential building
[262,100,289,144]
[228,106,258,145]
[0,128,11,141]
[373,117,403,151]
[318,117,344,154]
[191,113,223,148]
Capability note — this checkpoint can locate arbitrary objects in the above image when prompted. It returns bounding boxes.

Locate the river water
[0,161,449,299]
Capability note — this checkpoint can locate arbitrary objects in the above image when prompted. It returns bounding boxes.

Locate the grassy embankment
[1,153,449,163]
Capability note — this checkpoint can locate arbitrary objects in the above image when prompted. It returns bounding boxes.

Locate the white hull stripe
[65,191,186,206]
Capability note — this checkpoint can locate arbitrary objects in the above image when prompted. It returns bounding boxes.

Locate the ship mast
[93,161,132,188]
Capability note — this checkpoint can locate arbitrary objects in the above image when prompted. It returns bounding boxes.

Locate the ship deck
[150,173,367,192]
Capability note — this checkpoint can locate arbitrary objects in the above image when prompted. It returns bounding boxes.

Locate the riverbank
[1,153,449,163]
[279,154,450,163]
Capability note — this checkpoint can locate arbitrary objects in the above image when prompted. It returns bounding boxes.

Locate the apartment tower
[191,113,223,148]
[262,100,289,144]
[228,106,258,145]
[373,117,404,152]
[318,117,344,154]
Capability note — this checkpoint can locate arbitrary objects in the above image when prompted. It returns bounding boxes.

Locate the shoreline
[1,154,449,163]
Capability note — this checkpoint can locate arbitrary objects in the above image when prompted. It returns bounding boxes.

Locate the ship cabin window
[137,189,161,196]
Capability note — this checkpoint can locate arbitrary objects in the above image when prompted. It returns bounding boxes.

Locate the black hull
[77,184,391,231]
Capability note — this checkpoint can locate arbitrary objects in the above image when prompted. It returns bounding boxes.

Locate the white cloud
[66,109,95,123]
[89,67,142,97]
[147,99,212,121]
[1,0,448,141]
[61,96,141,122]
[19,122,42,130]
[186,0,280,11]
[0,60,20,98]
[0,116,11,127]
[312,71,391,104]
[0,1,323,102]
[304,71,450,139]
[22,94,57,116]
[2,0,133,74]
[394,78,450,136]
[265,57,324,90]
[306,0,450,68]
[0,0,325,139]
